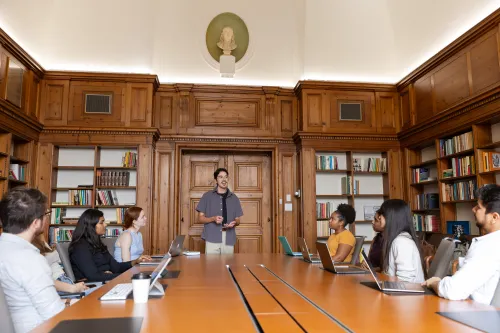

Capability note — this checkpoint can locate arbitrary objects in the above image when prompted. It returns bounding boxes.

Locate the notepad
[49,317,143,333]
[437,310,500,333]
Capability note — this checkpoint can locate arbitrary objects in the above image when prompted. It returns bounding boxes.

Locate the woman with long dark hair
[378,199,425,283]
[69,209,147,282]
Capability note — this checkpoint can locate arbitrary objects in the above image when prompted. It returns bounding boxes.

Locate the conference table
[32,254,496,332]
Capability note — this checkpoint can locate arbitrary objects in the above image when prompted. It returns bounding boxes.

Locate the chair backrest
[101,237,118,256]
[351,236,365,265]
[491,278,500,307]
[0,283,16,333]
[428,237,458,278]
[56,242,76,282]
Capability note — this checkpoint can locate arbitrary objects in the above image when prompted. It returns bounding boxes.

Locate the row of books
[439,131,473,157]
[316,155,339,170]
[105,228,122,237]
[443,156,476,178]
[415,193,439,209]
[341,176,359,195]
[122,152,137,168]
[413,214,441,232]
[63,190,92,206]
[442,179,477,202]
[482,151,500,172]
[48,227,123,244]
[317,220,331,237]
[353,158,387,172]
[412,167,433,183]
[316,202,335,219]
[96,171,132,187]
[96,190,121,206]
[9,164,26,181]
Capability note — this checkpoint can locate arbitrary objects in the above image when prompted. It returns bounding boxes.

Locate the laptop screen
[149,255,171,290]
[278,236,292,254]
[361,250,382,289]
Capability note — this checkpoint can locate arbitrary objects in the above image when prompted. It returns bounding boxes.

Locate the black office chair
[101,237,118,256]
[0,283,15,333]
[55,242,77,282]
[425,238,460,278]
[351,236,365,265]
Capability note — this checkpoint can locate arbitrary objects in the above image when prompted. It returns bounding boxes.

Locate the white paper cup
[132,273,151,303]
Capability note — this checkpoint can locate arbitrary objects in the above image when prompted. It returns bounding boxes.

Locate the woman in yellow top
[327,203,357,262]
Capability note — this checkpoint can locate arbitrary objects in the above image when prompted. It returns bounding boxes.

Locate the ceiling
[0,0,499,87]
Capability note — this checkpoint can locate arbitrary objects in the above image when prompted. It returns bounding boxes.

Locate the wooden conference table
[32,254,496,333]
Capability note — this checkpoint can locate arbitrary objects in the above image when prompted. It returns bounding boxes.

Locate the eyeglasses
[40,210,51,219]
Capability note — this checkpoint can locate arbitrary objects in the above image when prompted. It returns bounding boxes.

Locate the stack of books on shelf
[116,208,126,224]
[353,158,387,172]
[67,189,92,205]
[9,164,26,181]
[442,156,476,178]
[341,176,359,194]
[50,207,67,224]
[439,131,473,156]
[415,193,439,209]
[317,220,330,237]
[97,171,131,186]
[316,202,334,219]
[316,155,339,170]
[413,214,441,232]
[96,190,120,206]
[122,152,137,167]
[442,179,477,202]
[105,228,122,237]
[412,167,435,183]
[481,151,500,171]
[49,228,73,244]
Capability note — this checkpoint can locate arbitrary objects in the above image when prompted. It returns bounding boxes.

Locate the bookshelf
[315,151,389,253]
[0,130,33,198]
[48,146,138,244]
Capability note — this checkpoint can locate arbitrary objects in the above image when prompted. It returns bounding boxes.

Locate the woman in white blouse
[378,199,425,283]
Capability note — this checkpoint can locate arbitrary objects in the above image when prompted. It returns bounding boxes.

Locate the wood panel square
[306,94,323,127]
[434,55,469,113]
[239,199,261,227]
[196,100,259,127]
[234,162,262,192]
[235,236,262,253]
[190,199,203,226]
[190,161,218,190]
[470,33,500,93]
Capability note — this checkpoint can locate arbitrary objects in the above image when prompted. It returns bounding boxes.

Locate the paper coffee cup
[132,273,151,303]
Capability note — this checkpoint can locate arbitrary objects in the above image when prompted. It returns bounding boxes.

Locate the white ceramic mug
[131,273,151,303]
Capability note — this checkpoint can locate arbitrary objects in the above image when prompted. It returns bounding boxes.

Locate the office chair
[55,242,77,282]
[351,236,365,265]
[0,283,16,333]
[425,238,459,278]
[491,278,500,307]
[101,237,118,256]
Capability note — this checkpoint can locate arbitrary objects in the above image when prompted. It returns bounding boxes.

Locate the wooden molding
[157,83,295,96]
[41,126,160,138]
[397,8,500,89]
[294,81,397,96]
[0,28,44,78]
[43,71,160,90]
[293,132,399,143]
[0,99,43,134]
[159,135,293,144]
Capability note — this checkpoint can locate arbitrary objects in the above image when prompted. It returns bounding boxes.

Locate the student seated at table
[0,188,65,333]
[114,206,150,262]
[327,204,357,262]
[69,209,149,282]
[378,199,425,283]
[32,234,88,295]
[423,185,500,304]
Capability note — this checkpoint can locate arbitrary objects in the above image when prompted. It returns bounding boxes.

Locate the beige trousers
[205,231,234,254]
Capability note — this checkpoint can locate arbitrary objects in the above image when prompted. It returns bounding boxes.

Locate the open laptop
[147,235,186,265]
[100,255,171,301]
[360,250,425,293]
[297,237,321,263]
[317,242,369,274]
[278,236,302,256]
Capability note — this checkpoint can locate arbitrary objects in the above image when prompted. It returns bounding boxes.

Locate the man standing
[196,168,243,254]
[422,184,500,304]
[0,188,65,333]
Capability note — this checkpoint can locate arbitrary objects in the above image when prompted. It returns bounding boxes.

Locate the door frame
[174,142,279,252]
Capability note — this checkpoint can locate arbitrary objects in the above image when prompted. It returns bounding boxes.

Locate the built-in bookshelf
[0,131,33,199]
[48,146,138,244]
[315,151,389,252]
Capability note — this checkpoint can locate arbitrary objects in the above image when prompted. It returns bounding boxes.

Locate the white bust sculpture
[217,26,237,55]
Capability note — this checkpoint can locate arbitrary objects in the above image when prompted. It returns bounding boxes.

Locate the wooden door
[180,152,272,253]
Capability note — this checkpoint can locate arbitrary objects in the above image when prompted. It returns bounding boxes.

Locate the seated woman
[69,209,148,282]
[32,234,88,294]
[327,203,357,262]
[378,199,425,283]
[114,206,150,262]
[367,211,385,271]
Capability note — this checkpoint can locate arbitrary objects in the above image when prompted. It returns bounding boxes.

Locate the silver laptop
[146,235,186,265]
[297,237,321,263]
[278,236,302,256]
[361,250,425,293]
[317,242,369,274]
[100,255,171,301]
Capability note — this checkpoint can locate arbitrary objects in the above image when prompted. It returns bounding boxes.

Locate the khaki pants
[205,231,234,254]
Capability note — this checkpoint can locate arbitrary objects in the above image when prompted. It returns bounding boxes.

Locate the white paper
[286,194,291,202]
[279,198,282,204]
[285,203,293,211]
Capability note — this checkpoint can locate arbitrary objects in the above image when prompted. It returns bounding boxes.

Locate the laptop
[147,235,186,264]
[100,255,171,301]
[360,250,425,293]
[297,237,321,263]
[316,242,368,274]
[278,236,302,256]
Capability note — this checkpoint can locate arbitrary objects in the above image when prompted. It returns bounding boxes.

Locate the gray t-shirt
[196,188,243,246]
